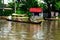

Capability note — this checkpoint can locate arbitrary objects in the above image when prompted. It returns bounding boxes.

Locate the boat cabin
[29,8,43,22]
[29,8,43,16]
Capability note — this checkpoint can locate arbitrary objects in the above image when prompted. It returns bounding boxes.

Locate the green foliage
[4,10,14,16]
[16,3,25,8]
[8,0,43,17]
[16,9,25,14]
[39,3,48,10]
[44,0,56,3]
[0,0,14,16]
[0,0,2,5]
[25,0,38,9]
[55,1,60,11]
[27,12,32,17]
[8,2,15,9]
[0,9,3,16]
[0,9,14,16]
[11,0,39,17]
[21,0,38,17]
[44,0,60,11]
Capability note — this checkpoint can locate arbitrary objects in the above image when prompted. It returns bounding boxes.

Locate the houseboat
[29,8,44,23]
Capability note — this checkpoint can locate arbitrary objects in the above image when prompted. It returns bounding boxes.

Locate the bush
[55,1,60,11]
[4,10,14,16]
[16,10,25,14]
[0,9,3,16]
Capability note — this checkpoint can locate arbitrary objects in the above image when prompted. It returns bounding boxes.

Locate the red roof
[29,8,42,13]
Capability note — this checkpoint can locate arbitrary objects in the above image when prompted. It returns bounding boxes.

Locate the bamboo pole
[3,0,4,11]
[14,0,16,14]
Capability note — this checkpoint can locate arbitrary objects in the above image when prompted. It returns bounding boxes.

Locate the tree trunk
[47,3,51,18]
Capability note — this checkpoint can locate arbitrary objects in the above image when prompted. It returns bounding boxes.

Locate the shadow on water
[0,19,60,40]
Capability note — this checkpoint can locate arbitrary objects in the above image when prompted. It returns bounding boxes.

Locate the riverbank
[0,16,8,19]
[0,16,59,24]
[0,16,42,24]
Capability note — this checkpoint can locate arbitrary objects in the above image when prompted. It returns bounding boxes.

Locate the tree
[0,0,1,5]
[55,1,60,17]
[0,0,3,16]
[55,1,60,12]
[44,0,52,18]
[44,0,57,18]
[20,0,39,21]
[23,0,38,13]
[44,0,60,18]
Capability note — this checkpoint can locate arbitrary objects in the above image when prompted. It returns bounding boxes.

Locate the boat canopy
[29,8,42,13]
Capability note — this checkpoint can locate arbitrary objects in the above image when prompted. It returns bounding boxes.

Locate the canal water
[0,19,60,40]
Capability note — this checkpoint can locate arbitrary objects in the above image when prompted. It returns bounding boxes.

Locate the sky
[2,0,13,4]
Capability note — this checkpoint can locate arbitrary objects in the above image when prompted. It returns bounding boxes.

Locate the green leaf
[55,1,60,10]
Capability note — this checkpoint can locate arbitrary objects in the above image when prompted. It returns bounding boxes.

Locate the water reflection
[30,23,44,40]
[45,21,54,40]
[0,19,60,40]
